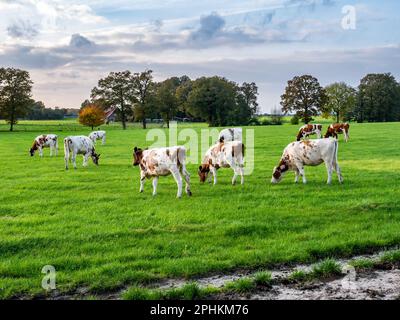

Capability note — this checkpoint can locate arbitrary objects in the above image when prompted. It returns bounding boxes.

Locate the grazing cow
[271,138,343,185]
[89,130,106,145]
[198,141,245,185]
[296,124,322,141]
[64,136,100,170]
[325,123,350,142]
[133,146,191,198]
[218,128,242,143]
[29,134,58,157]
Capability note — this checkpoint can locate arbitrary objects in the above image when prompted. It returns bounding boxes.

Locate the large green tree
[186,76,238,127]
[323,82,357,122]
[356,73,400,123]
[240,82,259,115]
[280,75,327,124]
[156,77,180,128]
[91,71,134,129]
[132,69,154,129]
[0,67,33,131]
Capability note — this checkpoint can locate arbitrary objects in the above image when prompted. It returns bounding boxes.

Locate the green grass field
[0,120,399,299]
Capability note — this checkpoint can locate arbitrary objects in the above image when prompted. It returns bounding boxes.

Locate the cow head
[133,147,143,166]
[29,142,38,156]
[271,158,289,184]
[198,164,210,183]
[91,150,100,165]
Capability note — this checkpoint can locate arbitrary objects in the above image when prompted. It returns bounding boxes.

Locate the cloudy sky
[0,0,399,112]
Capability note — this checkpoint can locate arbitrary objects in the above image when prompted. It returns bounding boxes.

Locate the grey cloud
[190,12,225,41]
[7,20,39,39]
[69,34,95,49]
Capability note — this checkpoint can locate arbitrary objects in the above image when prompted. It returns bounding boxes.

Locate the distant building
[105,106,117,124]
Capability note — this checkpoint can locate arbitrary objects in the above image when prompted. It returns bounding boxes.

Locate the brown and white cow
[133,146,191,198]
[325,123,350,142]
[271,138,343,185]
[296,124,322,141]
[64,136,100,170]
[198,140,245,185]
[29,134,58,157]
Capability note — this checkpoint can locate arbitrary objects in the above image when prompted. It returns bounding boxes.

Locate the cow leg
[210,166,218,185]
[171,168,183,198]
[83,154,89,167]
[294,169,300,183]
[239,166,244,185]
[139,171,146,193]
[316,130,322,139]
[180,165,192,196]
[325,162,333,185]
[72,153,77,169]
[102,135,106,145]
[334,162,344,184]
[231,165,238,185]
[39,147,43,157]
[152,177,159,196]
[298,166,307,184]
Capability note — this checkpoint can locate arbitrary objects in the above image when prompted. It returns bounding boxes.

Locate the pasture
[0,120,399,299]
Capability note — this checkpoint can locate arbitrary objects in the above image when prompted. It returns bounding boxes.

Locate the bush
[290,115,300,125]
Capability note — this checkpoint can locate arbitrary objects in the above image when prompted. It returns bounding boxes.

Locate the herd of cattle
[29,123,350,197]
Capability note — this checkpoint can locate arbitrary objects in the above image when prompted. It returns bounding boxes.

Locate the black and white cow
[64,136,100,170]
[217,128,242,143]
[271,138,343,185]
[89,130,106,145]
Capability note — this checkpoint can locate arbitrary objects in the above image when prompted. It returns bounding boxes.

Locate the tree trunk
[121,106,126,130]
[9,106,15,132]
[166,119,170,128]
[336,112,340,123]
[142,118,147,129]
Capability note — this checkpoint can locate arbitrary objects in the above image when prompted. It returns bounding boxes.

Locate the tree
[79,104,105,130]
[280,75,327,124]
[0,67,33,131]
[91,71,134,130]
[240,82,259,115]
[356,73,400,123]
[323,82,357,123]
[132,69,154,129]
[175,76,193,117]
[156,78,180,128]
[186,76,237,127]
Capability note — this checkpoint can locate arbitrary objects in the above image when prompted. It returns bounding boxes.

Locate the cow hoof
[187,191,192,196]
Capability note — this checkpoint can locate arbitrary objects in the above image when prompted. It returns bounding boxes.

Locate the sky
[0,0,399,113]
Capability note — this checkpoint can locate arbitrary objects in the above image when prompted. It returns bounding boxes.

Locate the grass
[253,271,272,286]
[224,277,256,293]
[0,120,400,299]
[310,259,342,279]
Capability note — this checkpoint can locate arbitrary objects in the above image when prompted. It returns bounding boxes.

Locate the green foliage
[224,278,256,293]
[311,259,342,279]
[290,114,300,125]
[356,73,400,123]
[253,271,272,285]
[0,67,33,131]
[287,270,309,283]
[280,75,327,124]
[379,250,400,264]
[323,82,357,122]
[349,259,374,271]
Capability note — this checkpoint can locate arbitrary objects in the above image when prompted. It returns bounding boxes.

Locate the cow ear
[98,154,101,158]
[198,165,202,171]
[134,147,138,152]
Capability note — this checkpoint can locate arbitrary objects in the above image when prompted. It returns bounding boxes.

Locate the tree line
[1,66,400,131]
[281,73,400,123]
[83,70,259,129]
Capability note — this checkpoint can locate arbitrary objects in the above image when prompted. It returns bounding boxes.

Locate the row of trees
[281,73,400,123]
[84,70,259,129]
[2,66,400,131]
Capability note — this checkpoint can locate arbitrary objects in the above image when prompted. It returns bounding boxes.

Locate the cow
[133,146,191,198]
[198,140,245,185]
[89,130,106,145]
[296,124,322,141]
[217,128,242,143]
[64,136,100,170]
[271,138,343,185]
[29,134,58,157]
[325,123,350,142]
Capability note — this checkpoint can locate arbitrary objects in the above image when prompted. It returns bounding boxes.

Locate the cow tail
[333,139,339,168]
[64,138,71,161]
[296,130,303,141]
[241,143,245,157]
